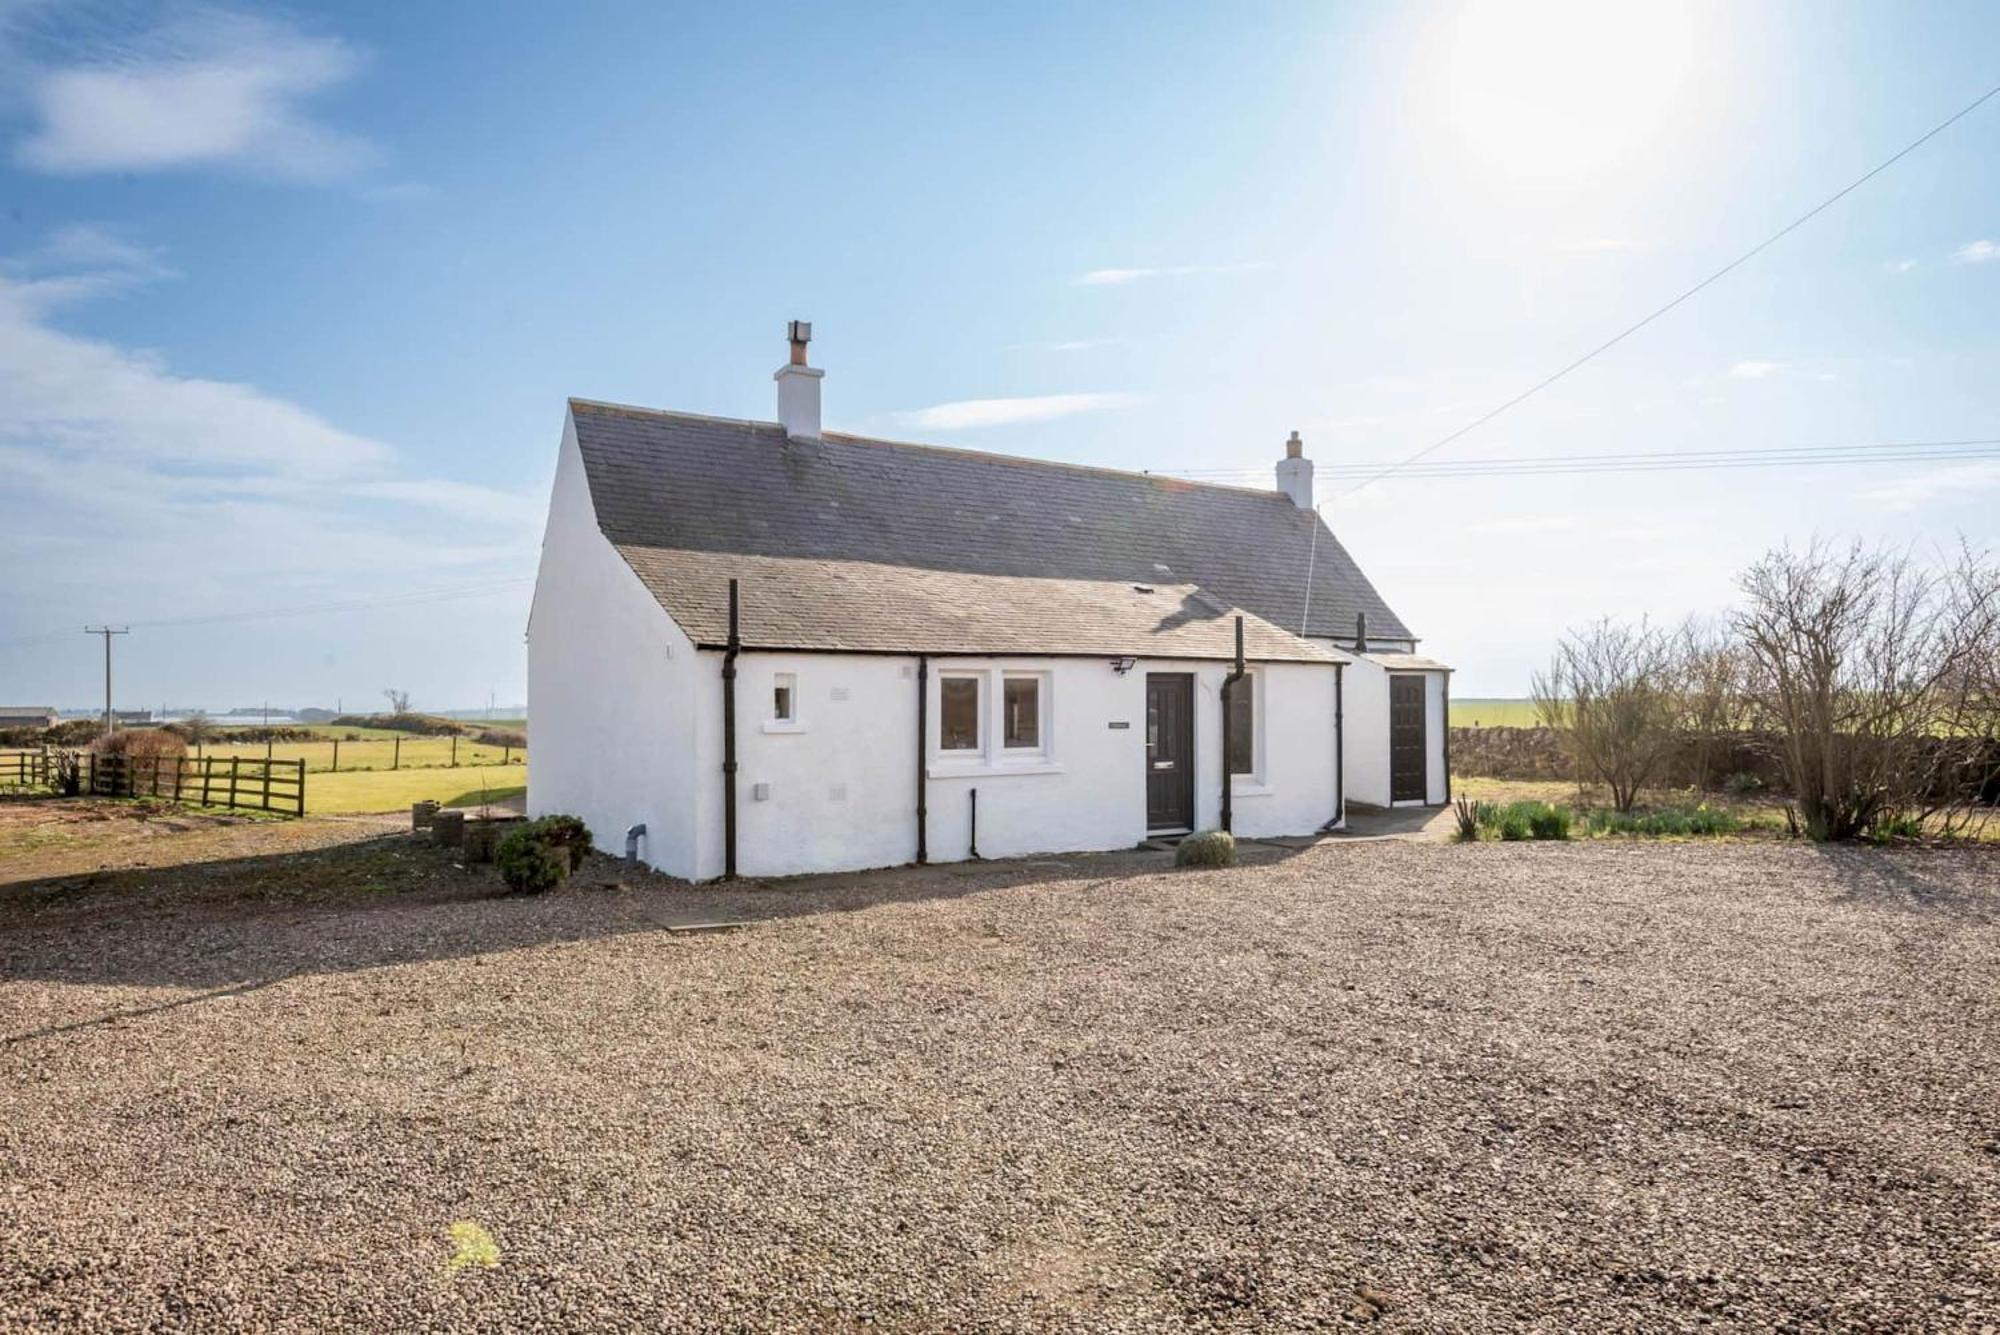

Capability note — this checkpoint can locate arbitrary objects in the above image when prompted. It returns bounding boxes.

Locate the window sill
[761,720,806,735]
[927,759,1064,779]
[1229,780,1273,797]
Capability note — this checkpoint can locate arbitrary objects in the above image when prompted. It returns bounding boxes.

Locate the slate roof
[569,399,1414,662]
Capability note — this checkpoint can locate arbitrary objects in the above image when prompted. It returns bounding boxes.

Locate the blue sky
[1,0,1995,709]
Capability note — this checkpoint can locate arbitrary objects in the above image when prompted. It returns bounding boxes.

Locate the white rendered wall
[684,653,1341,880]
[527,412,702,878]
[1425,671,1449,805]
[1340,654,1391,806]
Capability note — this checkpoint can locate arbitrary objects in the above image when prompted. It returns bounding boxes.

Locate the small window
[773,673,795,723]
[940,676,980,751]
[1003,675,1041,749]
[1227,674,1254,776]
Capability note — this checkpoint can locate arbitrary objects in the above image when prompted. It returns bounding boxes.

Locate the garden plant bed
[0,809,1996,1329]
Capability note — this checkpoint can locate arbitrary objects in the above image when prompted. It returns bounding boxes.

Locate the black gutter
[690,643,1329,666]
[722,579,739,880]
[915,654,928,864]
[1220,616,1245,834]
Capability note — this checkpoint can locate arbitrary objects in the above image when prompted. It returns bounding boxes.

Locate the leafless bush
[1736,539,1999,841]
[1532,618,1678,812]
[1669,616,1753,793]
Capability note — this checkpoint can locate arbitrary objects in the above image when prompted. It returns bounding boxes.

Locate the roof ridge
[567,395,1291,502]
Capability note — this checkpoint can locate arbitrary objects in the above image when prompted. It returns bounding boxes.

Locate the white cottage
[528,324,1449,880]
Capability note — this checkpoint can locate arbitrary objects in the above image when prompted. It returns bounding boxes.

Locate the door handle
[1152,761,1174,770]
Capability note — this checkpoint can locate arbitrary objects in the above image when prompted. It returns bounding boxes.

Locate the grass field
[304,764,525,814]
[198,735,521,773]
[1449,697,1538,728]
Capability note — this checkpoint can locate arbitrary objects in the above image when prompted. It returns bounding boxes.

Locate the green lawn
[303,764,526,814]
[196,735,521,773]
[1449,698,1539,728]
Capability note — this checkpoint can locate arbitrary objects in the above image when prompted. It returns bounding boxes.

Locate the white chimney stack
[774,319,823,440]
[1276,430,1313,509]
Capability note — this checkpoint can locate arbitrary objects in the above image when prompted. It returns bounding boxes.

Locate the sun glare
[1425,0,1713,182]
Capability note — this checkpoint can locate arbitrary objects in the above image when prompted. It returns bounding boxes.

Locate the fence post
[451,734,458,768]
[261,760,272,812]
[229,757,241,809]
[201,756,213,806]
[394,737,401,771]
[331,739,339,772]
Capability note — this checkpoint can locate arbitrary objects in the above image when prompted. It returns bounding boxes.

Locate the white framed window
[939,674,983,753]
[1002,673,1046,754]
[773,672,796,723]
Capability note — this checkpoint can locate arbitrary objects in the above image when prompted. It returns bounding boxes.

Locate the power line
[1153,437,2000,483]
[0,577,534,652]
[1339,79,2000,496]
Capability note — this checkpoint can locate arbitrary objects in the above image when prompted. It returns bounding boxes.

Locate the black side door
[1146,673,1195,831]
[1390,674,1427,802]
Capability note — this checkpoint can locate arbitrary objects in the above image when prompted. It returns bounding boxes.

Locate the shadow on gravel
[1811,845,1999,922]
[0,828,1309,1014]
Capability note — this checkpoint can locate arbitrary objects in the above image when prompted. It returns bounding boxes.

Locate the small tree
[1533,618,1677,812]
[179,710,214,752]
[1736,539,1996,841]
[1668,616,1752,793]
[383,688,412,716]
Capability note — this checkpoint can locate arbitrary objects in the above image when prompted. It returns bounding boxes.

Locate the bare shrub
[1533,618,1677,812]
[91,728,188,760]
[1736,539,1998,841]
[1670,616,1753,793]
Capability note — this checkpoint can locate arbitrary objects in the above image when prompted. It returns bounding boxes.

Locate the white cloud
[14,11,372,181]
[0,230,538,619]
[895,393,1141,430]
[1859,461,2000,512]
[1886,257,1918,274]
[1467,515,1580,535]
[1044,337,1125,353]
[1726,359,1836,383]
[1951,239,1998,265]
[1073,263,1270,287]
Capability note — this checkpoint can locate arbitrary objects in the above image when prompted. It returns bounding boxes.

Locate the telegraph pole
[84,626,129,734]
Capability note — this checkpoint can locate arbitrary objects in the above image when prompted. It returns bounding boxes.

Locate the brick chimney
[774,319,823,440]
[1275,430,1313,509]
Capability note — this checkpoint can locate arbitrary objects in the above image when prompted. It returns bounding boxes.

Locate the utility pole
[84,627,129,734]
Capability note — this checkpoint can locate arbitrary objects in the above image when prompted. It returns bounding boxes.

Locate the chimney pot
[775,318,824,439]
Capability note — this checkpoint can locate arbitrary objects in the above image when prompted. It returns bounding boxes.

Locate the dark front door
[1146,673,1195,831]
[1390,674,1427,802]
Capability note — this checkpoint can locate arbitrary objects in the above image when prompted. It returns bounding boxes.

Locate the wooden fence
[0,749,304,817]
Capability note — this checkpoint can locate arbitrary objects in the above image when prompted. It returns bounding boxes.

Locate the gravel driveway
[1,825,1996,1330]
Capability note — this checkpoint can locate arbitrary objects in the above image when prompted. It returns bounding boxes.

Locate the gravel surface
[1,819,1997,1331]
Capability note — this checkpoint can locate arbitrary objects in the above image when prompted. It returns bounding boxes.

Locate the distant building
[0,707,59,729]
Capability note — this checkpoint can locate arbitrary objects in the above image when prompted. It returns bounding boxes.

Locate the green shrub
[495,824,566,893]
[1865,812,1923,845]
[1476,800,1571,841]
[1451,793,1483,842]
[1585,803,1743,838]
[535,814,593,870]
[1526,803,1572,840]
[1722,771,1764,797]
[1175,830,1236,867]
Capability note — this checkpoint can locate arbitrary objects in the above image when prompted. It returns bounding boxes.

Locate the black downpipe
[969,788,980,859]
[722,579,739,880]
[915,655,928,864]
[1334,663,1346,827]
[1220,616,1245,834]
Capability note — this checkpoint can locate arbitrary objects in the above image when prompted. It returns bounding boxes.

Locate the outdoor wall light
[1109,657,1136,675]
